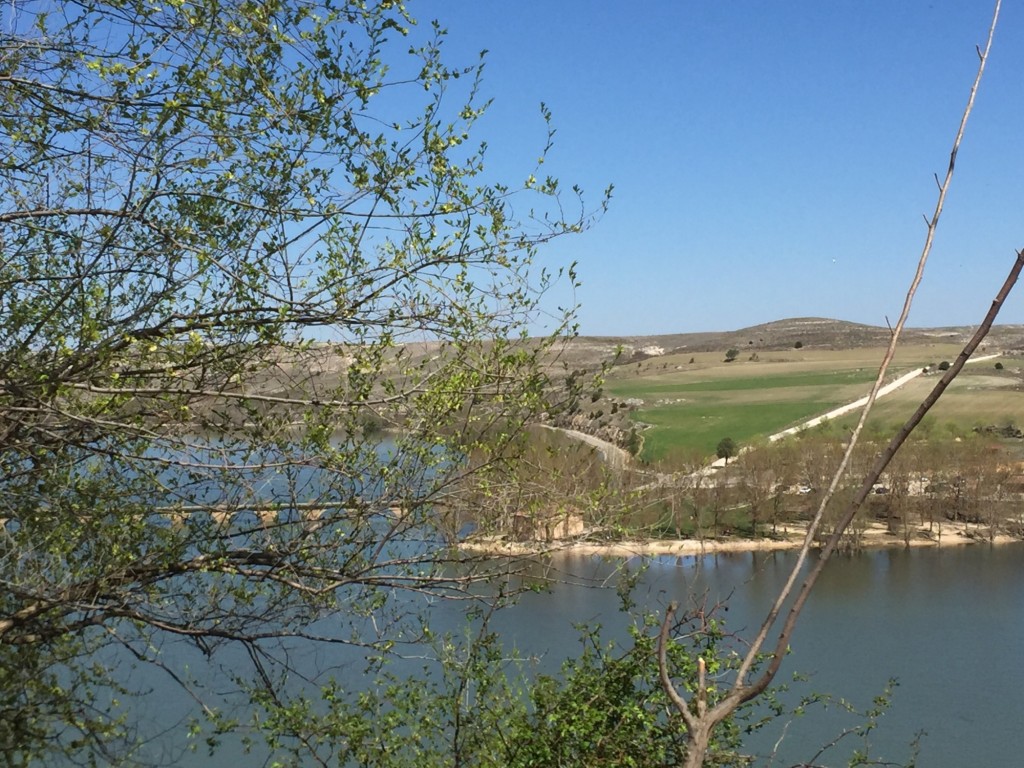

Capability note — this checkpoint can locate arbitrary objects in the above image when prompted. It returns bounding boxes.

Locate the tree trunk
[682,725,712,768]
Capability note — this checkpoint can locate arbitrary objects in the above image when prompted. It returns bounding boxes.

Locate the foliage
[505,613,750,768]
[716,437,738,463]
[724,349,740,363]
[625,425,643,456]
[238,589,762,768]
[0,0,606,761]
[476,596,910,768]
[231,614,527,767]
[938,361,951,370]
[207,588,913,768]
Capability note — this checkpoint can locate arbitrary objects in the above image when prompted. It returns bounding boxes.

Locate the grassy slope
[834,366,1024,435]
[636,400,841,461]
[605,343,1019,462]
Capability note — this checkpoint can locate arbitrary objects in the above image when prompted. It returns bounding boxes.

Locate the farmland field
[833,364,1024,436]
[603,343,1018,462]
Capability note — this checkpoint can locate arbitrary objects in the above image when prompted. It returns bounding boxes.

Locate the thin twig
[656,1,1007,754]
[734,0,1002,696]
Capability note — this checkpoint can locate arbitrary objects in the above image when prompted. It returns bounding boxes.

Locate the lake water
[493,544,1024,767]
[120,543,1024,766]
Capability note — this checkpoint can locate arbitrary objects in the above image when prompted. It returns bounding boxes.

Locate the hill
[542,317,1024,462]
[557,317,1024,370]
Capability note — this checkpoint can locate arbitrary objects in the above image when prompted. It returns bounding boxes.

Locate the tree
[939,360,952,370]
[504,608,752,768]
[724,348,739,363]
[715,437,737,465]
[0,1,606,762]
[740,442,794,538]
[794,340,804,349]
[625,425,643,456]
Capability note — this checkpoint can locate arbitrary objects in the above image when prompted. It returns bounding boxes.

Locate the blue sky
[413,1,1023,336]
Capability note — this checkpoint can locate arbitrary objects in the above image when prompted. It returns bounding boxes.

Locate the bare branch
[732,0,1002,699]
[654,3,1008,756]
[658,602,697,731]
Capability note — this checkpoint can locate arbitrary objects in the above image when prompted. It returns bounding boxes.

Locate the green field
[833,366,1024,436]
[635,399,843,462]
[605,344,1014,463]
[609,369,877,395]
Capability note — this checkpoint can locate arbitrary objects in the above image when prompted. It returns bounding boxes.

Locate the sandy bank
[462,520,1023,558]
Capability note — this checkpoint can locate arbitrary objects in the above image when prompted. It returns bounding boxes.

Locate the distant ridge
[560,317,1024,367]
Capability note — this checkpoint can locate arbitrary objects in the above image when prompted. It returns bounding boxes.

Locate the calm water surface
[127,543,1024,766]
[495,544,1024,767]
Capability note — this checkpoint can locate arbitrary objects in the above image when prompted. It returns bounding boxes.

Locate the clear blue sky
[414,1,1023,336]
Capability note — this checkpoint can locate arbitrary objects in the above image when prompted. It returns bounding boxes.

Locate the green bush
[716,437,738,463]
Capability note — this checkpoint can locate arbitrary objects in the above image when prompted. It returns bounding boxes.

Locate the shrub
[794,341,803,349]
[938,361,951,371]
[625,427,642,456]
[716,437,738,463]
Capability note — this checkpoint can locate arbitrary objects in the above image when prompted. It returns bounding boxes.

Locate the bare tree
[657,4,1016,764]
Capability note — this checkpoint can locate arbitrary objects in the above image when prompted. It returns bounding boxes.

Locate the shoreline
[462,520,1024,558]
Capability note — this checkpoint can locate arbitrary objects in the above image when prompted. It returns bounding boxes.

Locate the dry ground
[463,519,1020,558]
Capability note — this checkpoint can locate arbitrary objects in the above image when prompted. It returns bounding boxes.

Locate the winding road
[540,425,632,470]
